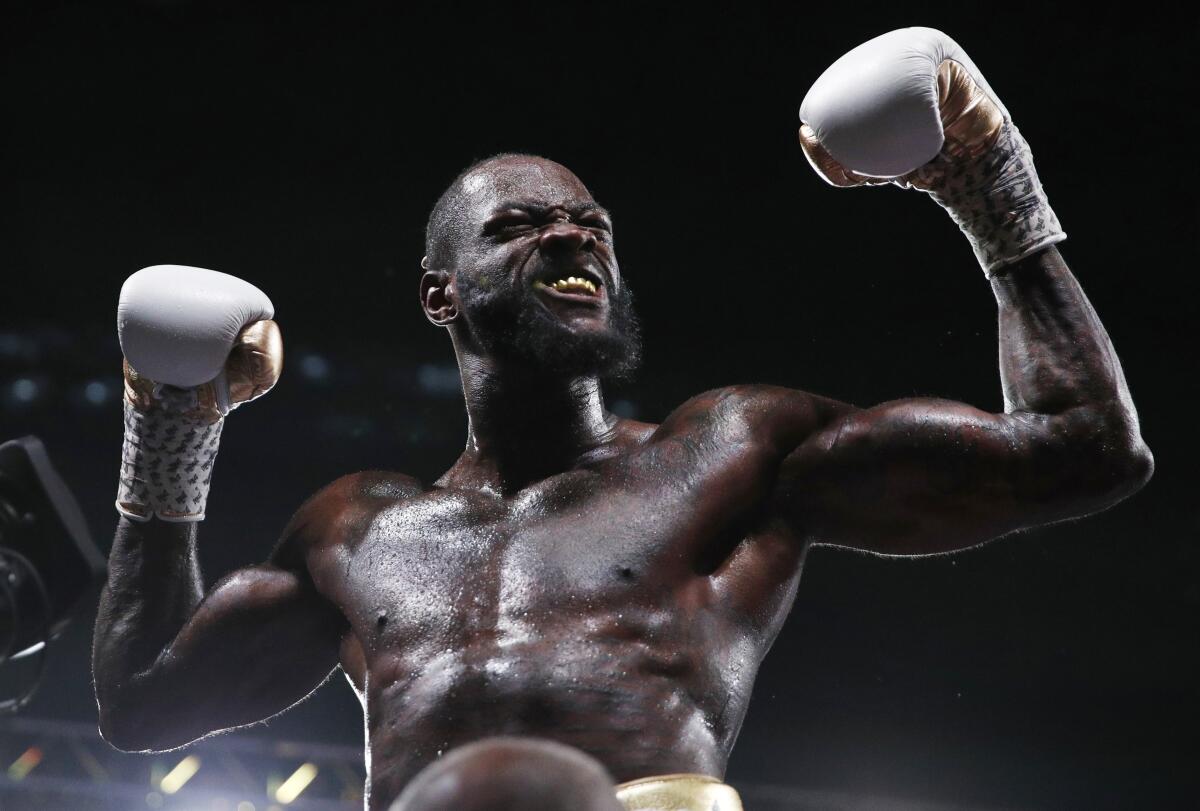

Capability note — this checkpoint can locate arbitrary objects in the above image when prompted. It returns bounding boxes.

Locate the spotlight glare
[160,754,201,794]
[7,746,43,780]
[273,762,318,804]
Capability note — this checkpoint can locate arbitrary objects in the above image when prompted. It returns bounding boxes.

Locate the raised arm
[92,264,348,751]
[773,28,1152,555]
[772,245,1151,555]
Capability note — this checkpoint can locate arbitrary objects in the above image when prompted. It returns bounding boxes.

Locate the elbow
[97,706,156,753]
[1128,427,1154,480]
[1116,434,1154,496]
[1085,413,1154,506]
[96,692,195,753]
[1041,402,1153,513]
[99,715,195,754]
[95,676,148,752]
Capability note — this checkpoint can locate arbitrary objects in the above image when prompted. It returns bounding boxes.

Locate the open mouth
[531,269,605,305]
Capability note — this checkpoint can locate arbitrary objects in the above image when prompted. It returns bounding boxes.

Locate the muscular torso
[304,392,814,807]
[94,248,1146,810]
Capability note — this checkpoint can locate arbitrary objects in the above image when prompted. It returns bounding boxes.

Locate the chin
[464,286,642,381]
[513,332,637,381]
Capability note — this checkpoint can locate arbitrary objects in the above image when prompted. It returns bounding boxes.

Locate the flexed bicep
[93,479,356,753]
[789,29,1153,554]
[774,396,1144,556]
[156,562,346,743]
[96,549,346,753]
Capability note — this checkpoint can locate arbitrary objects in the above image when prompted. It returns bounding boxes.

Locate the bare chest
[318,417,808,796]
[334,434,772,656]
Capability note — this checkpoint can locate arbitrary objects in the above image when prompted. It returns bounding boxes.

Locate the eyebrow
[490,199,612,220]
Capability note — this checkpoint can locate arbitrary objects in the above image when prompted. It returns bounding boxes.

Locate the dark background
[1,1,1196,809]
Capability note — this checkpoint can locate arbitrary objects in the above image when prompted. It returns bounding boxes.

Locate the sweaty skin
[92,157,1152,811]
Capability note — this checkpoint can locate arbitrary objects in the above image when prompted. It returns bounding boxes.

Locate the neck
[443,343,619,495]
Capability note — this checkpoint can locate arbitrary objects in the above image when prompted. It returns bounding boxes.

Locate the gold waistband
[615,773,743,811]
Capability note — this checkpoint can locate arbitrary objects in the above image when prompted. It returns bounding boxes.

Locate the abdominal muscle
[361,629,731,806]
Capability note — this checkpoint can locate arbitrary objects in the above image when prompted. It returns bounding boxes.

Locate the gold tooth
[546,276,598,294]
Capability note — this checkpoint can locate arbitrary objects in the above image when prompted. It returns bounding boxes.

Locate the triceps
[781,399,1055,553]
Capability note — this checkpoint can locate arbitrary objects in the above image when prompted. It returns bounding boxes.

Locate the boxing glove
[118,265,282,423]
[798,26,1066,276]
[115,265,282,522]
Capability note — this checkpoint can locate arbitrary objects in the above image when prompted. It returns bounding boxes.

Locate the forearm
[789,29,1153,555]
[993,246,1142,423]
[92,518,204,709]
[989,245,1152,505]
[92,266,323,750]
[92,519,344,750]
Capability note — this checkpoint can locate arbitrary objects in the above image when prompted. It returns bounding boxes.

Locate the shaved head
[425,153,591,272]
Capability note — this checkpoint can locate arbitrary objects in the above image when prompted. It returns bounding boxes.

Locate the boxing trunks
[616,773,744,811]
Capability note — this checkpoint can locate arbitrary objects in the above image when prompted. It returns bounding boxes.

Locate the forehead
[459,159,593,213]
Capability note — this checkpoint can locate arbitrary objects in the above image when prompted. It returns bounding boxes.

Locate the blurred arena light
[161,755,202,794]
[274,763,318,804]
[83,380,113,406]
[298,354,331,383]
[7,378,40,407]
[6,746,41,780]
[0,718,365,809]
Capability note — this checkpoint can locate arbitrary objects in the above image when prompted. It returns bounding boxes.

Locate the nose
[538,221,596,257]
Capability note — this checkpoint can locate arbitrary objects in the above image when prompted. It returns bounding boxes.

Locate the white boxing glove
[116,265,282,522]
[119,264,274,388]
[799,26,1067,276]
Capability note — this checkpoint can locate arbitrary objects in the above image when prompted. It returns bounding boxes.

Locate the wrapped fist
[118,265,282,423]
[115,264,282,522]
[798,27,1067,276]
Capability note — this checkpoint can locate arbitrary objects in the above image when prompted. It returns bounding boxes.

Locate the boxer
[93,27,1152,811]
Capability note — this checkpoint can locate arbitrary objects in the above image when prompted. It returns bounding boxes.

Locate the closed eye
[581,216,612,233]
[484,213,535,236]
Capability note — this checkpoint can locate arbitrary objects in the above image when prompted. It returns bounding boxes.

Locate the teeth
[542,276,597,295]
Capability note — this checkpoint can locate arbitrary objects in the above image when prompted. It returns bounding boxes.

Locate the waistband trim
[615,772,743,811]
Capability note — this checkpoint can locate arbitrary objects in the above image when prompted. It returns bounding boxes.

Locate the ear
[419,260,458,326]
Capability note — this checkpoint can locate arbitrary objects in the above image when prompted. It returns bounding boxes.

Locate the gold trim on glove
[902,58,1006,191]
[122,319,283,424]
[226,318,283,407]
[799,58,1005,192]
[798,123,884,188]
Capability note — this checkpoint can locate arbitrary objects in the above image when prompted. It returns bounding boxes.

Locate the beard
[457,268,643,383]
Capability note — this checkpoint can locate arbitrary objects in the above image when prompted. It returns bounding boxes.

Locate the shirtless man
[92,28,1153,811]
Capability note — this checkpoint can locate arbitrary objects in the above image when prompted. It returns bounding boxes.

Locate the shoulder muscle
[655,383,853,455]
[269,470,424,572]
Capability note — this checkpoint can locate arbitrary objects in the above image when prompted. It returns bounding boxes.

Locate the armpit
[339,631,367,695]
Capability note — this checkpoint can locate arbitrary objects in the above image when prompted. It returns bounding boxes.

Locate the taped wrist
[905,117,1067,277]
[116,394,224,523]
